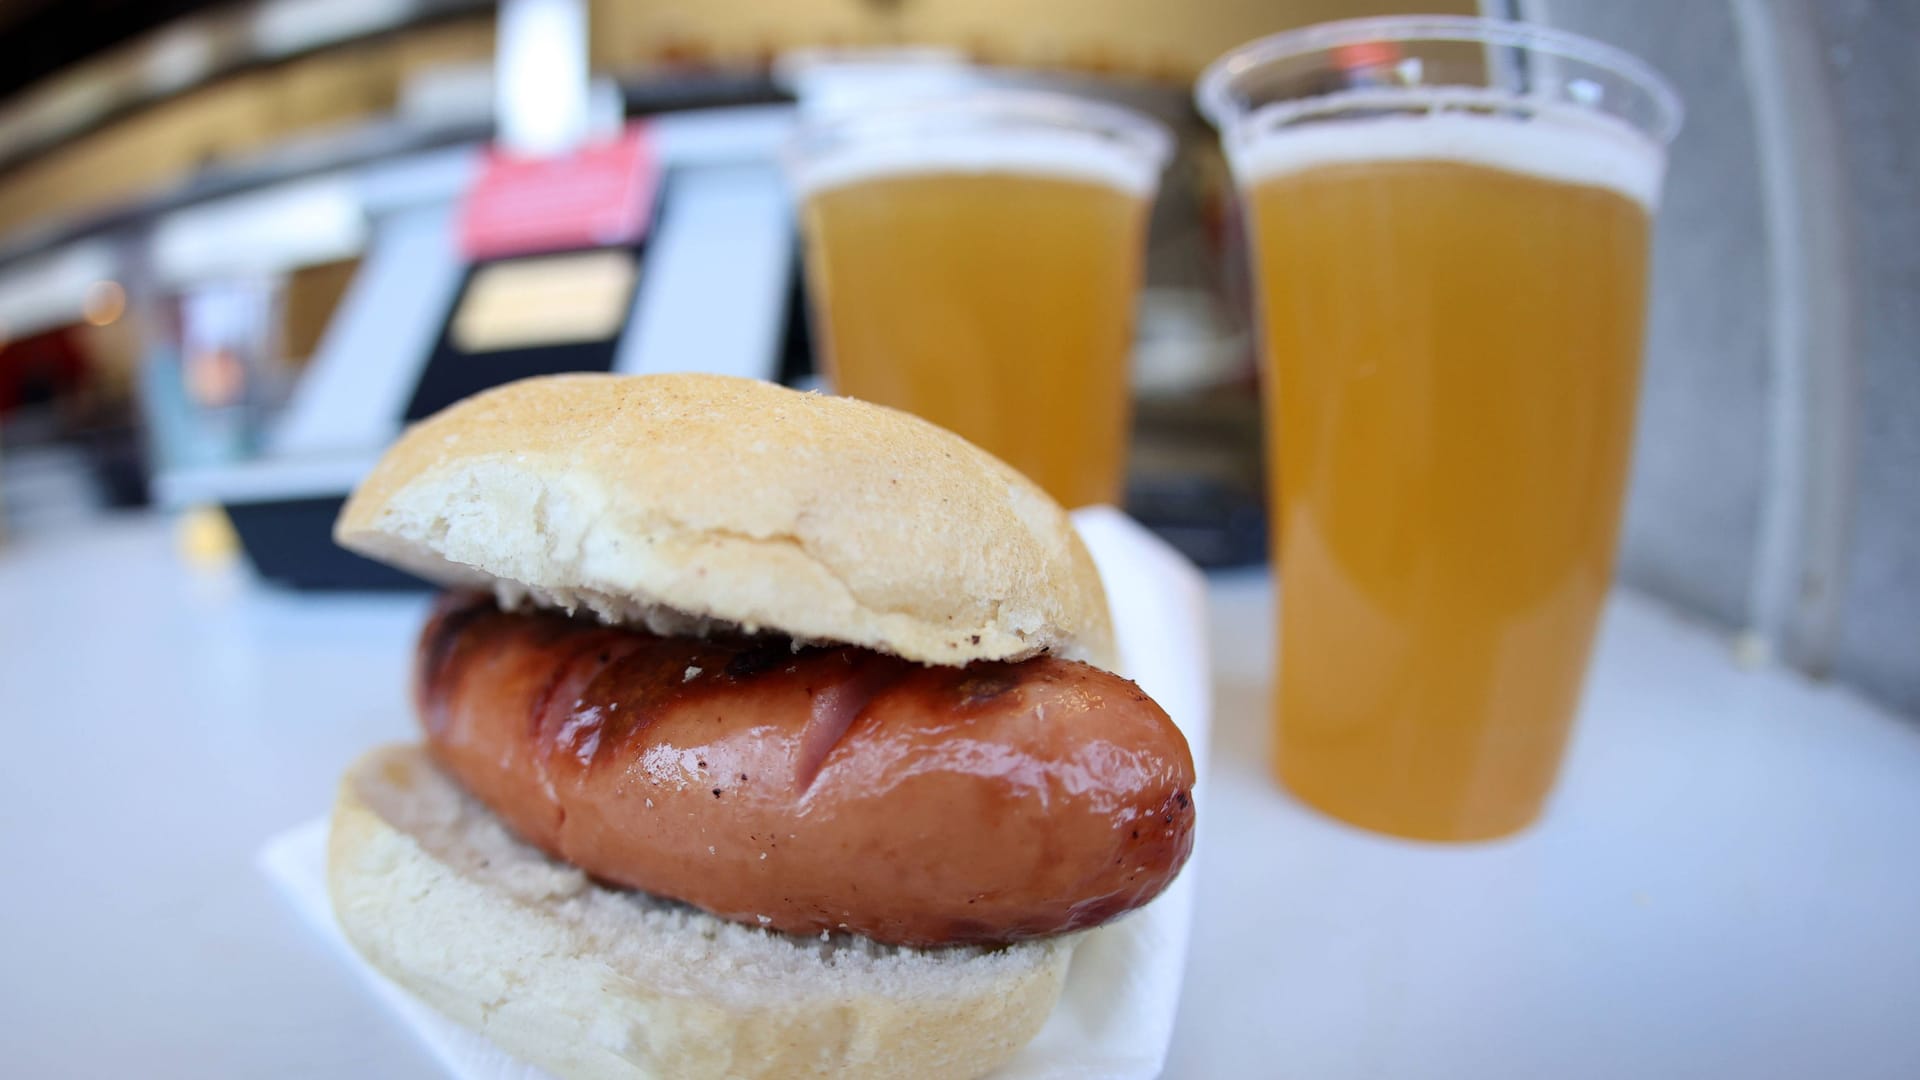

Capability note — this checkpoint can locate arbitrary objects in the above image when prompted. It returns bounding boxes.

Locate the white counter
[2,516,1917,1078]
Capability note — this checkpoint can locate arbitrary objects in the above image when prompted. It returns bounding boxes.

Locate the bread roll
[334,373,1114,669]
[328,744,1077,1080]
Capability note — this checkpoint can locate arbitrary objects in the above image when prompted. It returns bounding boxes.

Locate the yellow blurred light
[176,505,241,570]
[84,280,127,326]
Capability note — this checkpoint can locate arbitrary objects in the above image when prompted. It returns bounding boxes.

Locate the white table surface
[3,515,1918,1079]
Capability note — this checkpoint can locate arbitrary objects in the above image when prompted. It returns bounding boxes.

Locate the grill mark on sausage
[793,653,913,794]
[530,633,648,819]
[414,592,494,734]
[951,666,1019,711]
[725,641,791,680]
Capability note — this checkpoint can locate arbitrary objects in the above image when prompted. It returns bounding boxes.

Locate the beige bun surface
[328,744,1077,1080]
[335,373,1114,668]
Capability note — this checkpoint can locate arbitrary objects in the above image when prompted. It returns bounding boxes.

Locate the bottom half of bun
[326,744,1079,1080]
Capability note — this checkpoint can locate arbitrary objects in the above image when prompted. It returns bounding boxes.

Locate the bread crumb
[644,798,653,808]
[760,852,767,860]
[709,845,717,855]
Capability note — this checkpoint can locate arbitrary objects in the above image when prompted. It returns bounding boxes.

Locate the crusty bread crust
[328,744,1077,1080]
[334,373,1114,668]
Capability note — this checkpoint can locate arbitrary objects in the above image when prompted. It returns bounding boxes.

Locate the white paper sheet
[259,506,1212,1079]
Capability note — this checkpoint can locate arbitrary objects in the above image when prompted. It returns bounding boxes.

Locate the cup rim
[1195,15,1683,146]
[788,88,1174,171]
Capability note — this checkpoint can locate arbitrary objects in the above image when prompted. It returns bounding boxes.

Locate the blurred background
[0,0,1912,719]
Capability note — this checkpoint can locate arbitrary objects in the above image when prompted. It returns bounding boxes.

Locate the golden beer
[793,105,1165,509]
[1241,111,1665,840]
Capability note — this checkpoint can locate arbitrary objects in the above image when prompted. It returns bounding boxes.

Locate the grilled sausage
[415,591,1195,948]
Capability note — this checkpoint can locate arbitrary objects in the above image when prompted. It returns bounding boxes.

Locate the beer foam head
[793,128,1164,199]
[1230,95,1666,209]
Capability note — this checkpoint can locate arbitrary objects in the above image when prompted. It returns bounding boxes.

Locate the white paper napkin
[260,506,1212,1079]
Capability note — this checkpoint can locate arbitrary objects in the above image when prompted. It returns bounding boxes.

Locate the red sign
[459,123,659,261]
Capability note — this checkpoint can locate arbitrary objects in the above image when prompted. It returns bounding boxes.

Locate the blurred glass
[789,90,1169,509]
[1199,17,1681,841]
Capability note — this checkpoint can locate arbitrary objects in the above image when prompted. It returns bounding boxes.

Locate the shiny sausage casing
[415,591,1195,948]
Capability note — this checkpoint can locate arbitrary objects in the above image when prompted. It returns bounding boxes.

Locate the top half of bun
[335,373,1114,669]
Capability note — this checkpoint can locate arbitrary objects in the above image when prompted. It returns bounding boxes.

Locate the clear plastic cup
[1198,17,1681,840]
[788,90,1170,509]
